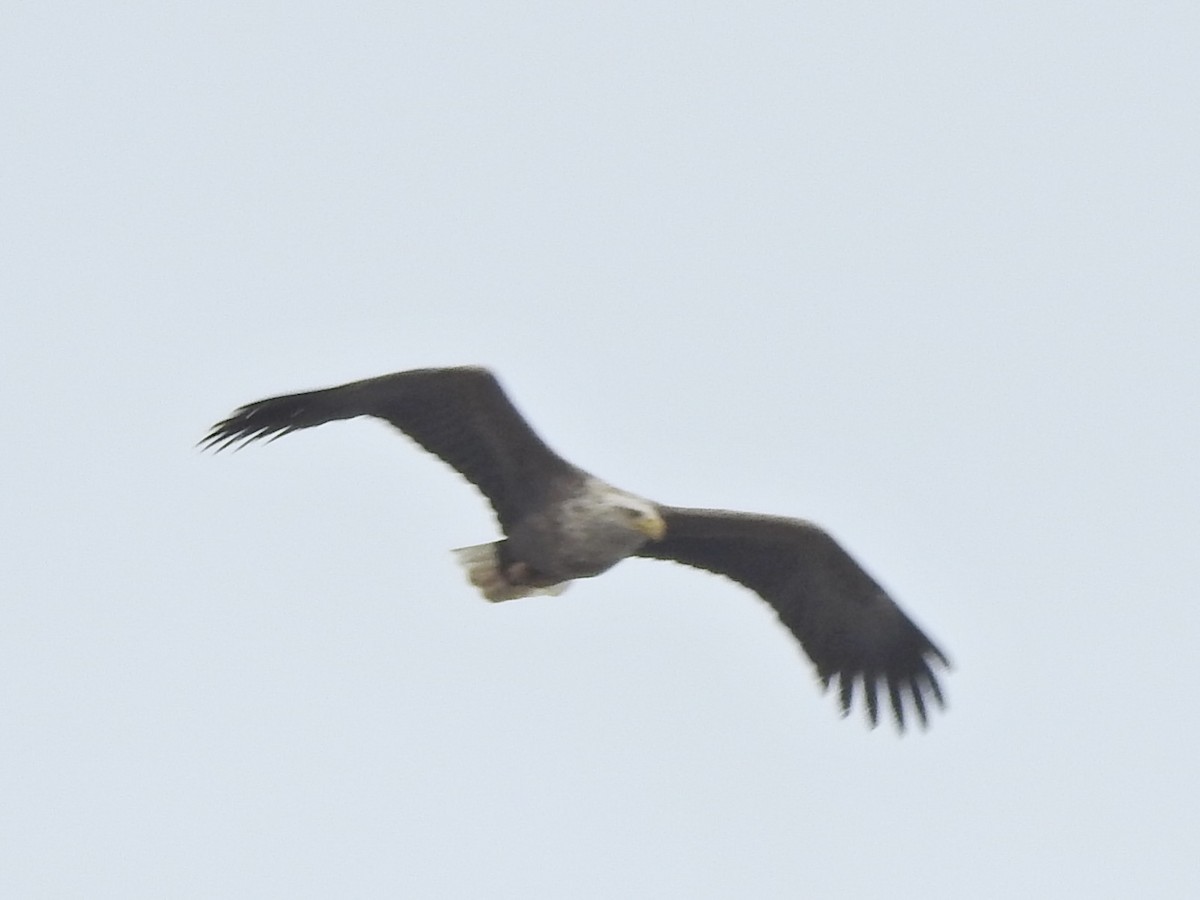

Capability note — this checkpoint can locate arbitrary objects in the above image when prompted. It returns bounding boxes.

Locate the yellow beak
[636,510,667,541]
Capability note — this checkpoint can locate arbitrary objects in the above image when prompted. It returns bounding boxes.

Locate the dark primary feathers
[204,366,949,729]
[201,367,580,529]
[636,508,947,728]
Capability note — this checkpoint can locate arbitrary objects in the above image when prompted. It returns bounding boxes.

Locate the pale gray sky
[3,3,1198,897]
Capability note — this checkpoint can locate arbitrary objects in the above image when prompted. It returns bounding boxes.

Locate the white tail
[451,543,569,602]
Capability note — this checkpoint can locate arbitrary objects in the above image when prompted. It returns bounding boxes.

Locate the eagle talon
[503,561,533,586]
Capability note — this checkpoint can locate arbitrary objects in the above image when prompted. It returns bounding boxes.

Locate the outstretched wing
[636,506,948,729]
[201,367,581,528]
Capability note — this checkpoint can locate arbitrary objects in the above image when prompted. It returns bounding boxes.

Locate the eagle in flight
[203,366,948,729]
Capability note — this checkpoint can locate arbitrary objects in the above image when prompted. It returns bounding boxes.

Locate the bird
[202,366,948,729]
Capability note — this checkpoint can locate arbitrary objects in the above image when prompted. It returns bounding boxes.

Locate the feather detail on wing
[636,506,949,729]
[201,367,580,527]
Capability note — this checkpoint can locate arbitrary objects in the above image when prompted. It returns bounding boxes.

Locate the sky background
[3,2,1199,897]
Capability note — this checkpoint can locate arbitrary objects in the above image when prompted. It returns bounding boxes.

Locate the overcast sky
[3,2,1198,897]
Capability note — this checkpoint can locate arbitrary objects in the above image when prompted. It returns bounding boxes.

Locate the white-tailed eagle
[203,366,948,729]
